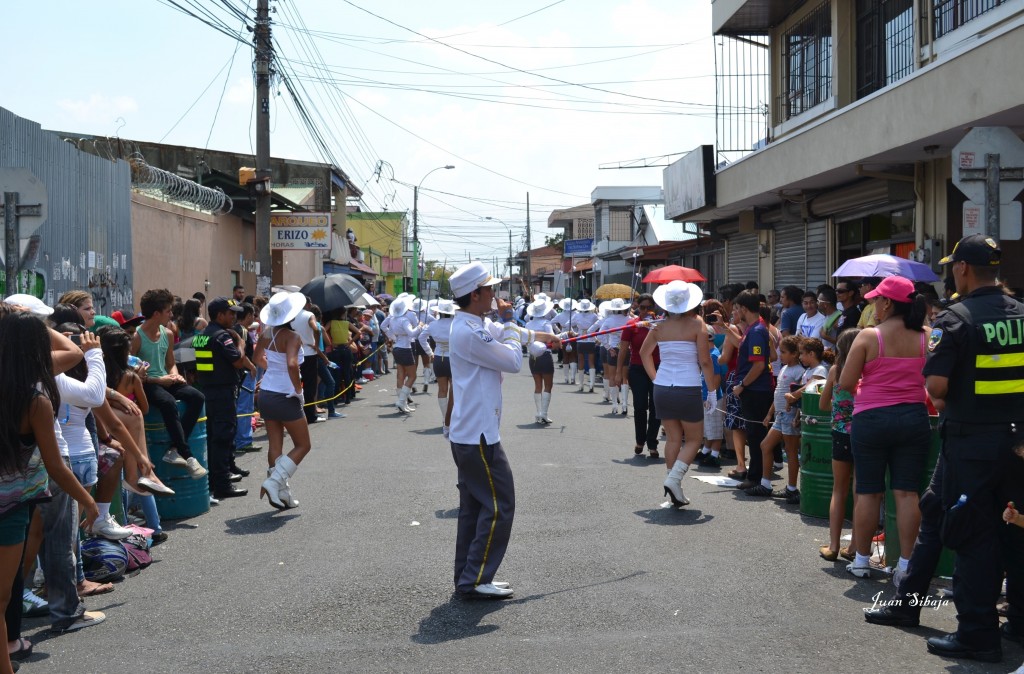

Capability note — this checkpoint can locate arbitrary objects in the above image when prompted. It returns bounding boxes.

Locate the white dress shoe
[492,581,511,589]
[460,583,514,599]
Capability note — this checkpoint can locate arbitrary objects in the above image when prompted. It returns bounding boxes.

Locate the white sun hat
[389,298,410,317]
[653,280,704,315]
[4,293,53,317]
[576,298,595,312]
[436,298,456,316]
[525,297,555,318]
[557,298,577,312]
[260,292,306,327]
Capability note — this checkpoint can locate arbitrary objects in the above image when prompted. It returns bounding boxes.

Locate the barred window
[856,0,915,99]
[779,1,833,122]
[609,210,632,242]
[934,0,1004,38]
[574,217,595,240]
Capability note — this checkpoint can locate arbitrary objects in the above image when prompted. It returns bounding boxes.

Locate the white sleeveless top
[261,328,304,394]
[653,341,701,387]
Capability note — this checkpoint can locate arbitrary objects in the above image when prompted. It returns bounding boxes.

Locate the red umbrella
[642,265,706,284]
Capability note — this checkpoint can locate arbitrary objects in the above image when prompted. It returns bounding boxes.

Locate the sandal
[9,638,32,661]
[839,546,856,562]
[819,546,839,561]
[727,469,748,480]
[77,579,114,597]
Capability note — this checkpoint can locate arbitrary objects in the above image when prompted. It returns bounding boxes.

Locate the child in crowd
[697,326,729,468]
[818,329,860,561]
[750,335,806,501]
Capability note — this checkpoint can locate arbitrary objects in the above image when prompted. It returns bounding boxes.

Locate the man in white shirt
[795,291,826,339]
[448,262,559,600]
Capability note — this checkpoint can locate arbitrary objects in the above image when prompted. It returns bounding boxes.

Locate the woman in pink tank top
[838,276,932,579]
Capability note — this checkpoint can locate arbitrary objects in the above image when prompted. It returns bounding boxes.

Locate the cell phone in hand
[69,334,82,346]
[706,314,719,324]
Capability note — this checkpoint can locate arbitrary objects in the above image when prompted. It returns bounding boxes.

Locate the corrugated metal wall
[727,233,758,285]
[0,107,133,313]
[773,222,806,289]
[806,220,828,288]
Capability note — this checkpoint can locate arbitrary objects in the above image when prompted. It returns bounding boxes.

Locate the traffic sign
[963,201,1022,240]
[953,127,1024,204]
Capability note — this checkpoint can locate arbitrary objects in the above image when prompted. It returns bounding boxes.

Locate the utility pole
[254,0,274,289]
[525,192,532,297]
[412,185,419,294]
[507,229,513,297]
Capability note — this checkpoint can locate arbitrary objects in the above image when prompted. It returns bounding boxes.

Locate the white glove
[527,341,548,359]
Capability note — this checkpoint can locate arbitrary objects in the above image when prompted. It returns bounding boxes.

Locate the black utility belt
[942,419,1020,436]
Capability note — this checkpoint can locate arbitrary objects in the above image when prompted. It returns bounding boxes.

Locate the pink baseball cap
[864,276,915,302]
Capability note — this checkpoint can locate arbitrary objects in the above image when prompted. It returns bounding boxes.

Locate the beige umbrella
[593,283,636,300]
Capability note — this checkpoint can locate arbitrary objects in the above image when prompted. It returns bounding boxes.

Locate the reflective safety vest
[947,292,1024,423]
[192,334,214,372]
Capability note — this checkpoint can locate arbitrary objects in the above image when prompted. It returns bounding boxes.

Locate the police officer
[921,234,1024,663]
[195,297,256,500]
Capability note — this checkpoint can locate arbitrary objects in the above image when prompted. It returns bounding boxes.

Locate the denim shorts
[771,408,800,436]
[0,504,30,546]
[851,403,930,494]
[70,454,98,488]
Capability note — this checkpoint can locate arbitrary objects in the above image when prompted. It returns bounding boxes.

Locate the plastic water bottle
[127,355,149,369]
[951,494,968,510]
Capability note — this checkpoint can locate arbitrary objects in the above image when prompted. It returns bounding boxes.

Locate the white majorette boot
[261,455,298,510]
[569,362,578,386]
[589,369,595,393]
[540,392,552,425]
[609,384,619,414]
[534,392,543,424]
[438,396,448,425]
[620,385,630,415]
[663,459,690,507]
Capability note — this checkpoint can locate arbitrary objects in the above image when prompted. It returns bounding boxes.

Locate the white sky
[4,0,716,274]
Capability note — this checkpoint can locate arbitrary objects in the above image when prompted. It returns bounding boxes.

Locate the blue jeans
[126,491,162,534]
[37,458,85,629]
[235,371,256,449]
[318,360,337,413]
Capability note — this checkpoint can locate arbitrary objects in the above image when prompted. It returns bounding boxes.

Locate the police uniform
[447,262,523,598]
[923,236,1024,657]
[195,300,245,497]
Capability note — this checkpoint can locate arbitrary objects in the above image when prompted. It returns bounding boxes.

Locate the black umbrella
[300,274,367,312]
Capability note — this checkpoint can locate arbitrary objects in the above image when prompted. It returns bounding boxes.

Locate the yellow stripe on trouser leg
[475,438,499,586]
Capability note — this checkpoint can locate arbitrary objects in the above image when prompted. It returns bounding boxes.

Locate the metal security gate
[805,220,828,288]
[773,222,806,289]
[727,232,758,285]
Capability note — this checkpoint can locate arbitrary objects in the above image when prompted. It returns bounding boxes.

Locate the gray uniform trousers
[450,435,515,592]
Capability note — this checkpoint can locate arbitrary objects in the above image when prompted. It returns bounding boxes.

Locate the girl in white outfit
[524,297,558,424]
[571,300,599,392]
[594,298,631,414]
[426,300,456,436]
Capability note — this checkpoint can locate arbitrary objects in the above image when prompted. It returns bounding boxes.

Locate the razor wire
[128,153,233,214]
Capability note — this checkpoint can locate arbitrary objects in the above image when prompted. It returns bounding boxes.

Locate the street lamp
[485,216,515,297]
[412,164,454,294]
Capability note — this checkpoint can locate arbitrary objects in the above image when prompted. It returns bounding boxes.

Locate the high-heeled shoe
[260,484,287,511]
[261,456,298,510]
[663,484,689,507]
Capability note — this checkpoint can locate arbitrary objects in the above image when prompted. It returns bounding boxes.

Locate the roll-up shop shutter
[772,222,805,289]
[727,232,758,285]
[805,220,828,288]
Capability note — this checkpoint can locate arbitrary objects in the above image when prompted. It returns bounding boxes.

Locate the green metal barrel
[144,402,210,520]
[883,416,955,577]
[799,386,835,519]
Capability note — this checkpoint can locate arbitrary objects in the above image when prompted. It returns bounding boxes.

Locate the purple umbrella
[376,293,395,302]
[832,254,939,282]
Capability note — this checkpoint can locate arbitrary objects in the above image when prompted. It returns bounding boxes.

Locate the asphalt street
[25,365,1022,673]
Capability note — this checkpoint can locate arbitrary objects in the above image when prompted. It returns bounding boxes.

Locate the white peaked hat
[4,293,53,317]
[260,292,306,327]
[361,292,381,307]
[436,298,456,315]
[653,280,704,315]
[525,297,555,318]
[389,298,410,317]
[449,261,502,298]
[576,298,595,312]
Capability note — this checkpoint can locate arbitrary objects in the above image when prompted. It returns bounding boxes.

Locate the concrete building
[665,0,1024,290]
[344,211,408,296]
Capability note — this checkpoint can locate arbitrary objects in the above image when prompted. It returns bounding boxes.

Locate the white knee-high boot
[663,459,690,506]
[438,397,448,425]
[540,392,552,424]
[589,368,595,390]
[569,362,578,385]
[609,383,618,412]
[534,393,543,422]
[620,385,630,412]
[261,455,298,509]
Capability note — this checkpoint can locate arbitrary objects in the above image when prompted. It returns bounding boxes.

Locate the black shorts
[412,341,425,358]
[393,347,415,367]
[832,430,853,462]
[576,342,596,356]
[529,351,554,375]
[433,355,452,379]
[603,347,620,366]
[257,390,304,422]
[653,385,703,422]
